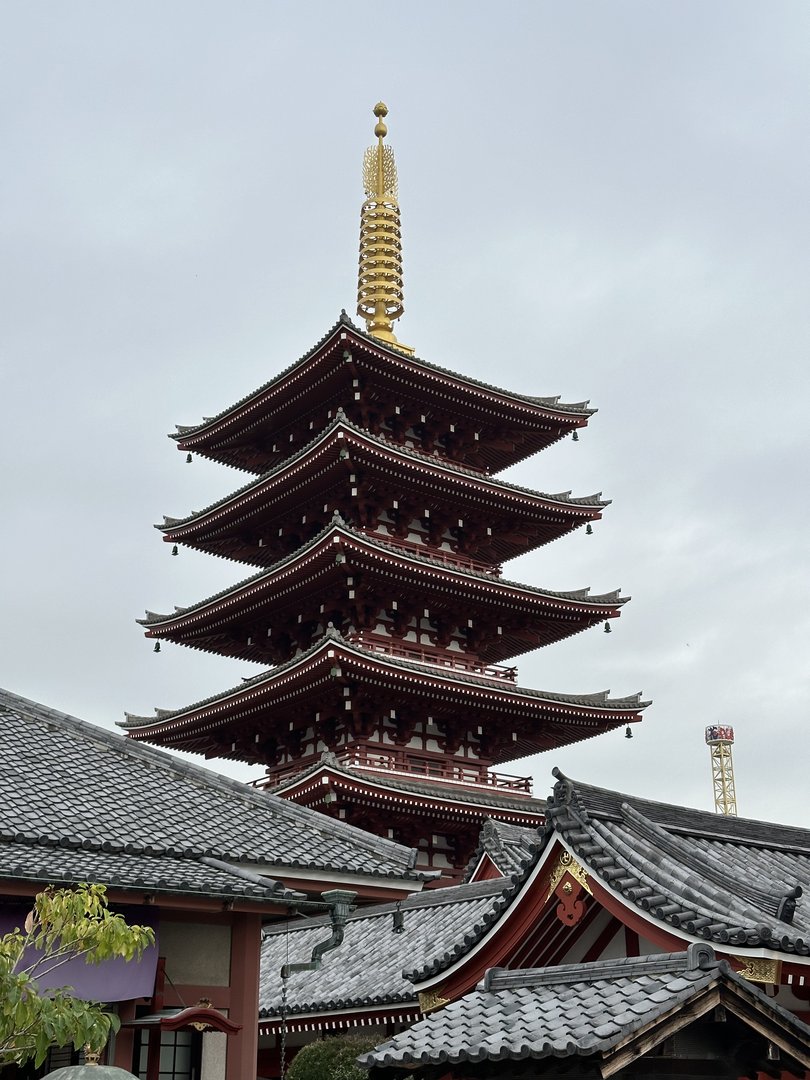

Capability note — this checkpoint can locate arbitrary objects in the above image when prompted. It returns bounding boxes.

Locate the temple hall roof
[254,773,810,1035]
[0,688,431,895]
[259,877,520,1024]
[359,946,810,1076]
[547,768,810,955]
[461,819,544,881]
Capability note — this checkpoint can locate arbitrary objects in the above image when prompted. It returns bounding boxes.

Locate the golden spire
[357,103,413,353]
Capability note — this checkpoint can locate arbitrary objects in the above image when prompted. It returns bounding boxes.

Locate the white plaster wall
[159,921,231,985]
[200,1031,227,1080]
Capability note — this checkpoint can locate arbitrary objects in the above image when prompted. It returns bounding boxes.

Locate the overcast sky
[2,2,808,826]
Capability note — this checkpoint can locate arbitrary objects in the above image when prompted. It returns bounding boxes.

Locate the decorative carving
[419,989,450,1014]
[551,771,574,807]
[190,998,214,1032]
[735,957,781,984]
[545,850,592,902]
[554,877,586,926]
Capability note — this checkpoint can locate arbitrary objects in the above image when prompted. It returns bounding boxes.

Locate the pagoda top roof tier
[139,517,627,665]
[171,315,594,474]
[121,630,649,765]
[159,412,608,566]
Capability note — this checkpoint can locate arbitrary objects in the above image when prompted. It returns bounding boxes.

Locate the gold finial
[357,103,413,353]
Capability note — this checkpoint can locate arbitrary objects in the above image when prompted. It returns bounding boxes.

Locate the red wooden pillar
[226,914,262,1080]
[112,999,136,1072]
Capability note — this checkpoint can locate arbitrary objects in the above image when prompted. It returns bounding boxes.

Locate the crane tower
[705,725,737,816]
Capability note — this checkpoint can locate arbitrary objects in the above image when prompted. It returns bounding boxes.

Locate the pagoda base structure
[264,751,547,884]
[124,623,647,880]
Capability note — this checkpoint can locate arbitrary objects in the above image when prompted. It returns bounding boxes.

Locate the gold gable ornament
[545,850,592,902]
[735,957,781,985]
[419,989,450,1014]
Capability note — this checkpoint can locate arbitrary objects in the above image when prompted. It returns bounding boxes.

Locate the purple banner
[1,905,159,1003]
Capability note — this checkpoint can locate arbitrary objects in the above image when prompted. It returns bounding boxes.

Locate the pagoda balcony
[258,746,534,796]
[372,532,502,577]
[348,632,518,682]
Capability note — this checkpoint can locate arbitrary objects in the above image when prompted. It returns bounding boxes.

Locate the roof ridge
[557,772,810,851]
[262,877,511,936]
[620,802,803,922]
[483,944,719,990]
[0,689,423,877]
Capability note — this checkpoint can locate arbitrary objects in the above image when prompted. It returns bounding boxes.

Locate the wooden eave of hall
[159,414,609,567]
[122,631,650,765]
[140,520,628,665]
[171,316,595,475]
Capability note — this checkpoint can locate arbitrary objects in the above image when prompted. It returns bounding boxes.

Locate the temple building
[257,769,810,1075]
[0,687,430,1080]
[122,103,649,881]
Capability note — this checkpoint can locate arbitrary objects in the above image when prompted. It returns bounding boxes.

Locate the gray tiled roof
[260,771,810,1031]
[359,945,810,1072]
[172,313,594,446]
[548,768,810,954]
[0,839,278,900]
[259,879,516,1020]
[0,689,429,895]
[461,820,544,882]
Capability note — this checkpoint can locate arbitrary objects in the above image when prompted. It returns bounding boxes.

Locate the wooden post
[226,914,262,1080]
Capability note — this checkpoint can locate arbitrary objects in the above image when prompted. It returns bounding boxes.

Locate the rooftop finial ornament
[357,102,413,354]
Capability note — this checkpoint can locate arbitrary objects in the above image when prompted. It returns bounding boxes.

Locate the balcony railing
[348,633,518,682]
[371,531,502,578]
[255,745,533,795]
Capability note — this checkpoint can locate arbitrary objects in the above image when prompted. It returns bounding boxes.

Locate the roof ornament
[550,767,574,808]
[392,899,405,934]
[357,103,414,354]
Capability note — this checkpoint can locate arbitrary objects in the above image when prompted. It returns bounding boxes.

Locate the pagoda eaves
[140,519,628,666]
[122,630,649,768]
[160,411,608,567]
[172,316,595,475]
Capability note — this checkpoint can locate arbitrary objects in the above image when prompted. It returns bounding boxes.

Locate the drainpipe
[280,889,357,977]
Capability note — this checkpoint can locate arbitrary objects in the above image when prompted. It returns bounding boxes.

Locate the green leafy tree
[286,1034,383,1080]
[0,883,155,1068]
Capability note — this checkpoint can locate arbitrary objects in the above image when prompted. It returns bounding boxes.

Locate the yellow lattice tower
[357,102,413,354]
[704,725,738,816]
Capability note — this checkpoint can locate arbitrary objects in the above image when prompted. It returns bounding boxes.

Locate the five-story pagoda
[123,105,649,881]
